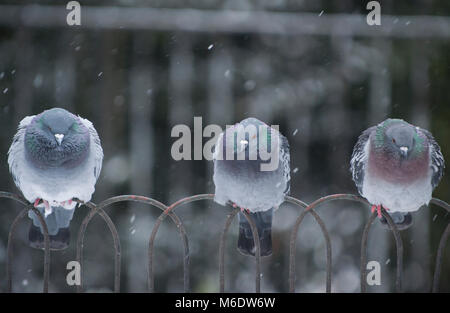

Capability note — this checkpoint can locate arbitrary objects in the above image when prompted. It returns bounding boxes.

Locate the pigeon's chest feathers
[25,130,90,170]
[367,143,430,184]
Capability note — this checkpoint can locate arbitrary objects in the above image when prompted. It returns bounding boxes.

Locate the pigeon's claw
[370,204,383,218]
[238,206,250,213]
[33,198,41,208]
[371,205,376,214]
[376,205,382,218]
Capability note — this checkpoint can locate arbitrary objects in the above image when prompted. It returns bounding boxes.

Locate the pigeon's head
[24,108,91,168]
[219,118,274,161]
[374,119,426,160]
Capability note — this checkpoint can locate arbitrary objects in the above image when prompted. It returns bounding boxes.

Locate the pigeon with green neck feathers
[8,108,103,250]
[350,118,445,230]
[213,117,290,256]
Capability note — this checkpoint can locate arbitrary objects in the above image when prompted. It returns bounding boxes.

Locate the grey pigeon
[213,118,290,256]
[8,108,103,250]
[350,118,445,230]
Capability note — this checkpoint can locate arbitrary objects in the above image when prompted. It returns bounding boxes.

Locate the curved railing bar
[219,208,239,292]
[430,198,450,292]
[0,191,29,206]
[286,196,331,293]
[75,200,121,293]
[7,205,50,293]
[148,195,208,292]
[360,211,377,292]
[241,209,262,292]
[155,194,262,293]
[288,194,403,293]
[96,195,189,293]
[0,193,50,293]
[360,209,403,292]
[1,191,448,293]
[86,195,188,293]
[148,194,214,292]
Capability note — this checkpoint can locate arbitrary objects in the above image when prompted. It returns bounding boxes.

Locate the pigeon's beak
[55,134,64,146]
[400,146,409,157]
[239,140,248,152]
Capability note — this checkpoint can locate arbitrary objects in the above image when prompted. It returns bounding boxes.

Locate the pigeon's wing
[418,127,445,189]
[8,115,35,188]
[350,126,375,194]
[279,134,291,195]
[212,132,224,162]
[79,117,104,181]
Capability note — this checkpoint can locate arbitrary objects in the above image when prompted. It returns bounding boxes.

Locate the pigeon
[8,108,103,250]
[213,117,290,256]
[350,118,445,230]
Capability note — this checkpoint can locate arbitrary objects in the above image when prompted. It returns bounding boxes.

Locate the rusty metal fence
[1,191,449,293]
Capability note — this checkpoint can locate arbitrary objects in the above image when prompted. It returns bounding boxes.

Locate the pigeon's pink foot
[232,203,238,208]
[68,199,73,205]
[240,207,250,213]
[376,205,382,218]
[33,198,41,208]
[371,205,376,214]
[61,201,66,206]
[371,205,383,218]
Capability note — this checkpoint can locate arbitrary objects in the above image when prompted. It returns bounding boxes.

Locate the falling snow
[244,80,256,91]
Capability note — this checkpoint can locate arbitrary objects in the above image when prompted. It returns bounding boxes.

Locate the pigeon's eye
[42,124,52,133]
[392,138,396,144]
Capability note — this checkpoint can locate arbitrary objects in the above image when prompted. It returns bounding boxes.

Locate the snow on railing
[0,191,449,293]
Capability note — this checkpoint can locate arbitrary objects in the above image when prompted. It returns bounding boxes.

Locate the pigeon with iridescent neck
[350,118,445,230]
[8,108,103,250]
[213,117,290,256]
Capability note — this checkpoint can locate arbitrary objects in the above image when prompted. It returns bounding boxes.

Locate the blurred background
[0,0,449,293]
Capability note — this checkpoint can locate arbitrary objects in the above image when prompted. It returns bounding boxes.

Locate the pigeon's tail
[380,212,413,231]
[28,205,76,250]
[28,224,70,250]
[237,208,273,257]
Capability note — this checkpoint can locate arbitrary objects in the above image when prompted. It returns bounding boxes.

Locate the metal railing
[1,191,449,293]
